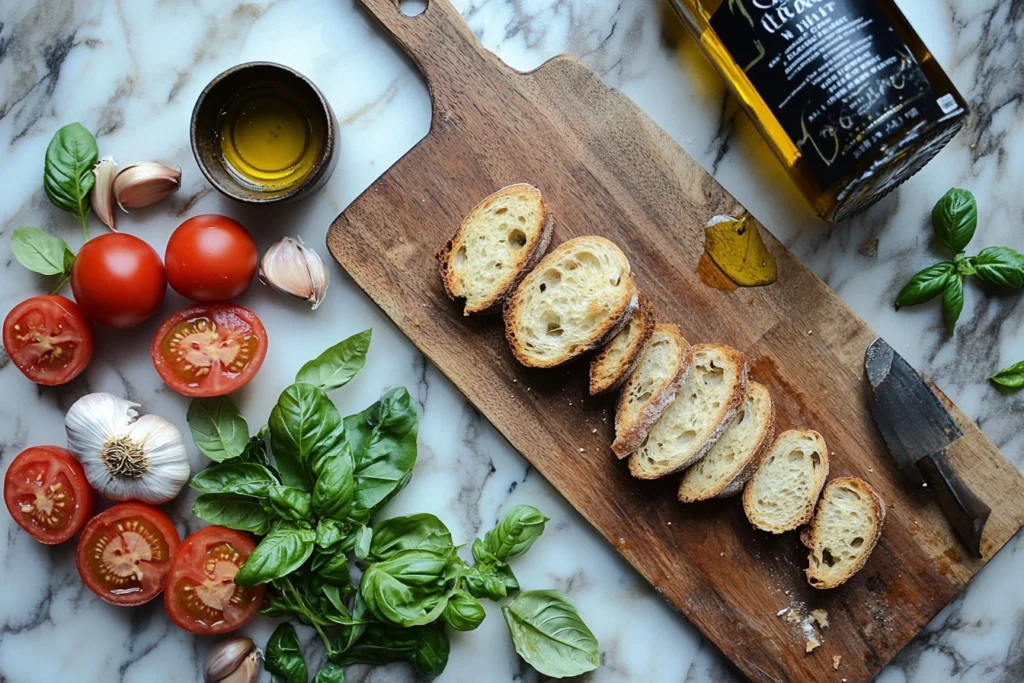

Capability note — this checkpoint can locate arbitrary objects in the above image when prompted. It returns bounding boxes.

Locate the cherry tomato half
[76,502,180,606]
[165,215,258,302]
[151,303,268,397]
[4,446,95,544]
[164,526,265,634]
[2,295,94,385]
[71,233,166,328]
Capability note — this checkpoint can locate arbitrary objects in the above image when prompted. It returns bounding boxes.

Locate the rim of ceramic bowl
[190,61,337,204]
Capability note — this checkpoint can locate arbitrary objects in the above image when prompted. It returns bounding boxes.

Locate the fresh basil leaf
[354,525,373,561]
[43,123,99,233]
[336,592,370,653]
[337,622,449,679]
[942,274,965,335]
[483,505,548,561]
[462,569,506,601]
[236,526,315,586]
[297,329,372,391]
[312,662,346,683]
[11,228,74,276]
[263,486,313,522]
[359,549,450,626]
[321,584,354,621]
[265,623,308,683]
[894,262,954,310]
[312,447,355,521]
[369,513,454,561]
[502,590,600,678]
[442,589,485,631]
[932,188,977,255]
[187,397,249,463]
[990,361,1024,390]
[314,549,353,587]
[192,493,272,534]
[239,428,274,469]
[190,462,278,495]
[345,387,418,517]
[270,383,347,492]
[973,246,1024,289]
[315,518,347,550]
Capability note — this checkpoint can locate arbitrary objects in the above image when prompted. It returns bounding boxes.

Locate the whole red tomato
[71,233,166,328]
[165,215,257,302]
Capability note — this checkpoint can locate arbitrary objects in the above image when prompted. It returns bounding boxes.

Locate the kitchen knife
[865,337,991,557]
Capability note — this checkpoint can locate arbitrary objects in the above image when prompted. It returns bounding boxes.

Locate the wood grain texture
[326,1,1024,680]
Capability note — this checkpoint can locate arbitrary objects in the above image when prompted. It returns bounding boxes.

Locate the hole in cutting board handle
[400,0,427,16]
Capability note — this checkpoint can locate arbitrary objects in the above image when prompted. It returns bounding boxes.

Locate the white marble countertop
[1,0,1021,681]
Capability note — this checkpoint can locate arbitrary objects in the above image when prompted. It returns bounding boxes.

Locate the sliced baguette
[677,381,775,502]
[628,344,747,479]
[589,291,655,396]
[504,236,637,368]
[801,477,886,589]
[611,324,692,457]
[438,184,553,315]
[742,429,830,534]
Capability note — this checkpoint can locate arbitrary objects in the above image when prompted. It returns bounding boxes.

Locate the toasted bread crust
[742,429,830,534]
[589,292,656,396]
[611,324,692,458]
[804,477,886,589]
[503,236,638,368]
[677,381,776,502]
[438,184,554,315]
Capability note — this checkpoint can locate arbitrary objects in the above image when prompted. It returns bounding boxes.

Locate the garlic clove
[113,162,181,210]
[259,236,329,310]
[91,156,118,231]
[205,637,260,683]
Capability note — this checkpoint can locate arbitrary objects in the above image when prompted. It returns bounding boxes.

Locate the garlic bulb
[65,393,191,504]
[259,237,329,309]
[205,637,261,683]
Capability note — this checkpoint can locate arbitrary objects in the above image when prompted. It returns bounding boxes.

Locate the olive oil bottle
[668,0,968,221]
[216,82,326,192]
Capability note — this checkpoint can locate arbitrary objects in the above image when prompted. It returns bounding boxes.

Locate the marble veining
[0,0,1021,681]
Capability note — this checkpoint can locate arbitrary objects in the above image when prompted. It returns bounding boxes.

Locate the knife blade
[865,337,990,557]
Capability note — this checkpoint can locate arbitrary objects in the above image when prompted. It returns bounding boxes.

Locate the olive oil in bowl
[191,62,337,204]
[217,83,325,191]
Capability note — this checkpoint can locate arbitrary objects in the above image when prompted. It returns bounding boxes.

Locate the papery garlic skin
[259,237,329,310]
[92,156,118,231]
[205,637,260,683]
[113,162,182,210]
[65,393,191,504]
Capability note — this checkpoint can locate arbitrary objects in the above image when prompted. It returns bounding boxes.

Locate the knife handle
[918,452,991,558]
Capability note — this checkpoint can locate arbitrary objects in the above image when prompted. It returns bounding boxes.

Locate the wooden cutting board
[327,1,1024,680]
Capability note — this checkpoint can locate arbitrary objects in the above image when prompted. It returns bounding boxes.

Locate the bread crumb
[810,609,829,628]
[667,521,672,525]
[512,378,517,383]
[776,607,790,617]
[805,635,820,653]
[832,655,842,670]
[579,448,585,453]
[591,428,598,434]
[785,610,801,624]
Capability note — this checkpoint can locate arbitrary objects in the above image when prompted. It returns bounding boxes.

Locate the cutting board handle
[357,0,506,113]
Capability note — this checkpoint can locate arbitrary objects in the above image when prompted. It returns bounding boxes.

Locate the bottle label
[710,0,940,188]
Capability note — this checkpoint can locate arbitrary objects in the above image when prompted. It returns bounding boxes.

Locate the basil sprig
[185,329,599,681]
[43,122,99,240]
[895,188,1023,335]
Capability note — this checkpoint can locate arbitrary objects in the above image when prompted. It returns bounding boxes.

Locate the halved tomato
[4,446,94,544]
[151,304,268,397]
[2,295,94,385]
[76,502,180,606]
[165,526,265,634]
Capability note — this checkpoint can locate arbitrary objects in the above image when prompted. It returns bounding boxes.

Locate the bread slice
[802,477,886,589]
[438,184,553,315]
[677,381,775,502]
[611,324,692,457]
[504,236,637,368]
[589,292,655,396]
[628,344,747,479]
[742,430,830,534]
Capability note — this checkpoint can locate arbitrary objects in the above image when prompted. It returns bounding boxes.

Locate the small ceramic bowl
[190,62,338,204]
